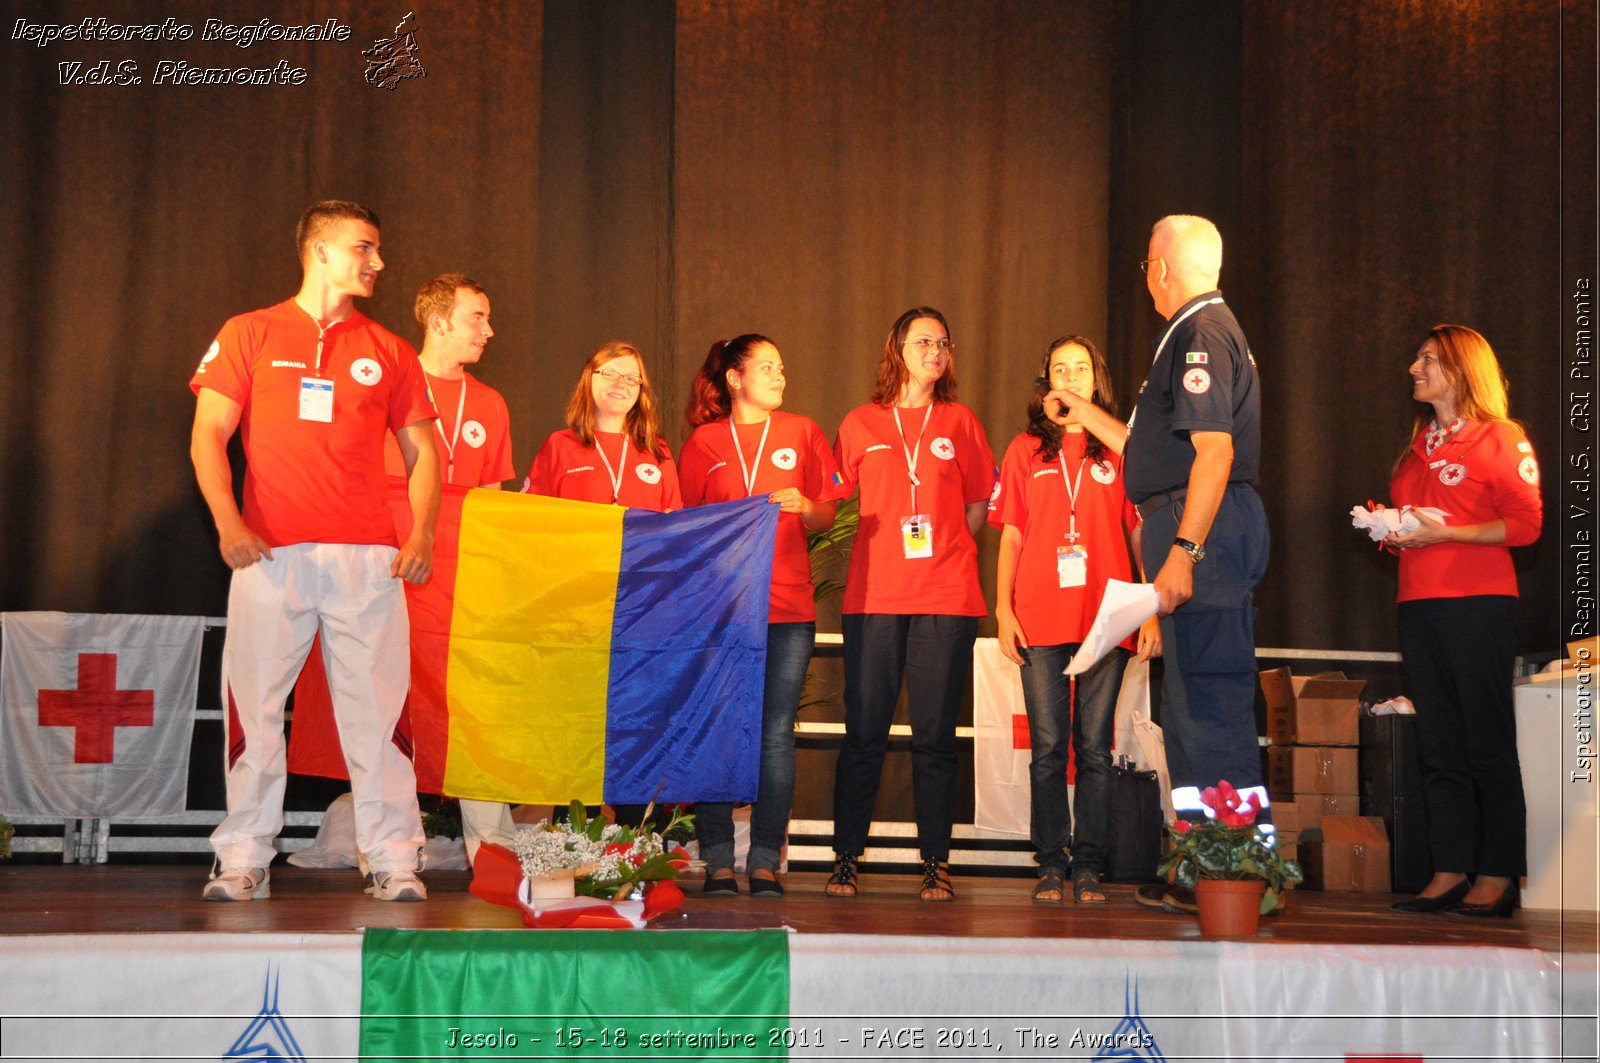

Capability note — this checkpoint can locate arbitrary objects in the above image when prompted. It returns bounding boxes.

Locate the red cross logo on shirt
[37,653,154,764]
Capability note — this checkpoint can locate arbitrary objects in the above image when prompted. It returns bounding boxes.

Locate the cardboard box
[1568,636,1599,668]
[1260,668,1365,746]
[1268,746,1359,796]
[1277,842,1298,864]
[1273,802,1300,834]
[1284,793,1359,833]
[1300,815,1391,892]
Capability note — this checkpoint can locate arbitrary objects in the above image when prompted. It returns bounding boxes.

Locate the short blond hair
[413,273,485,332]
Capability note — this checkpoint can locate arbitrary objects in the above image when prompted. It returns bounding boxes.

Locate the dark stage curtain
[1236,0,1563,652]
[0,1,543,615]
[0,0,1570,661]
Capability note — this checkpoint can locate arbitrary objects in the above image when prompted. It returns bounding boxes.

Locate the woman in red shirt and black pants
[1386,324,1542,917]
[826,307,995,901]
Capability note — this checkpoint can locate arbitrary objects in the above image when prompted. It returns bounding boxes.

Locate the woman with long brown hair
[1385,324,1541,917]
[678,334,843,896]
[993,336,1159,904]
[826,307,995,901]
[524,341,681,511]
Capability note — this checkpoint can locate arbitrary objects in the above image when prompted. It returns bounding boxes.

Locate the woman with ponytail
[524,341,681,511]
[677,334,844,896]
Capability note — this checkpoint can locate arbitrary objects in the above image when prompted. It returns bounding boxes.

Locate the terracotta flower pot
[1194,879,1266,937]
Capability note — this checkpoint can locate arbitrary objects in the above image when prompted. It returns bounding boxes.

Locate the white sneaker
[365,870,427,902]
[203,866,270,901]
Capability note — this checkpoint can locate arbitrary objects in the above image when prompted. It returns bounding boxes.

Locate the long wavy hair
[1395,324,1514,473]
[870,307,959,406]
[685,334,774,428]
[564,341,669,460]
[1026,335,1118,464]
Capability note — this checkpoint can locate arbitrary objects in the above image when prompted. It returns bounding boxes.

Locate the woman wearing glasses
[524,341,680,830]
[992,336,1159,905]
[524,341,681,512]
[678,334,845,896]
[826,307,996,901]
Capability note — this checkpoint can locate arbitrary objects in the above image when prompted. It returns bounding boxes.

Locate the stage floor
[2,864,1592,952]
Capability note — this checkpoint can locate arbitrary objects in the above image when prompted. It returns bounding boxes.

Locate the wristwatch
[1174,537,1206,564]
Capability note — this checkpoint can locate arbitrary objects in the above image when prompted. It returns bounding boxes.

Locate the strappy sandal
[1032,867,1066,904]
[918,858,955,902]
[825,853,859,898]
[1072,869,1108,904]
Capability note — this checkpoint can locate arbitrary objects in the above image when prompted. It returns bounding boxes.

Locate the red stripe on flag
[226,682,245,769]
[286,481,464,793]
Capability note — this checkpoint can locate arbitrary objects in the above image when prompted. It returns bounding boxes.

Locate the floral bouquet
[470,801,693,928]
[512,800,692,900]
[1158,780,1303,916]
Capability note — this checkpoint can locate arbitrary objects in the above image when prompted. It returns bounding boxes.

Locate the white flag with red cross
[0,612,202,818]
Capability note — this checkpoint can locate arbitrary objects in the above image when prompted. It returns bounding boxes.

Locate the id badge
[1057,546,1087,588]
[299,377,334,423]
[901,514,934,559]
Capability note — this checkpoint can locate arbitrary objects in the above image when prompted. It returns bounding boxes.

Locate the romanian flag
[287,484,778,805]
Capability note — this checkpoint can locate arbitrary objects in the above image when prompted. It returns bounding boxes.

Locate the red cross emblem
[37,653,154,763]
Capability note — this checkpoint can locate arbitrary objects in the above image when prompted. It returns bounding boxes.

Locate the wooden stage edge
[1,865,1594,953]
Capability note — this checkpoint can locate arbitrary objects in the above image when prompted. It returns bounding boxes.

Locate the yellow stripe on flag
[442,491,623,803]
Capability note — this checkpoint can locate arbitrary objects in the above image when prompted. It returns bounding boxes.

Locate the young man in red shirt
[190,200,441,902]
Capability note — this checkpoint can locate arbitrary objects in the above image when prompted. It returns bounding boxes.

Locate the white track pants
[458,799,517,863]
[212,543,423,872]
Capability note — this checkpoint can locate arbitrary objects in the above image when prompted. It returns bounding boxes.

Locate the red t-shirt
[990,432,1140,647]
[678,411,847,623]
[189,300,436,548]
[834,401,996,616]
[524,429,682,512]
[1389,419,1542,601]
[383,370,515,487]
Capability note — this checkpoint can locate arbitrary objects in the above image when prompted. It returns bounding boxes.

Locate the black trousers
[832,613,979,861]
[1397,595,1527,877]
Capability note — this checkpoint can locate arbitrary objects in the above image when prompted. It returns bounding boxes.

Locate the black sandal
[1071,869,1107,904]
[825,853,859,897]
[1032,867,1066,904]
[919,858,955,902]
[702,868,739,895]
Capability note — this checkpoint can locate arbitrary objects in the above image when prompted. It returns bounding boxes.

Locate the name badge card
[1057,546,1087,588]
[299,377,334,423]
[901,514,934,559]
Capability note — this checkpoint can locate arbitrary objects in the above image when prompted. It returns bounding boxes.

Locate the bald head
[1146,215,1223,318]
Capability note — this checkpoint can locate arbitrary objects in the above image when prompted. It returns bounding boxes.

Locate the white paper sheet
[1064,578,1160,675]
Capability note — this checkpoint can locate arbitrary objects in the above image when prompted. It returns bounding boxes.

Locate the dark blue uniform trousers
[1142,484,1270,821]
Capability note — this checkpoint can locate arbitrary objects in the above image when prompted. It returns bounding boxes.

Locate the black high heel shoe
[1390,877,1471,914]
[1449,881,1519,919]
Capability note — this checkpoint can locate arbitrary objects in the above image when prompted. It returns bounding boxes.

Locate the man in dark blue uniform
[1122,215,1271,914]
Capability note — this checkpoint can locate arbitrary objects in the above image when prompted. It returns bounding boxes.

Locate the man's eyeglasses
[597,367,642,388]
[1139,257,1162,274]
[903,338,954,353]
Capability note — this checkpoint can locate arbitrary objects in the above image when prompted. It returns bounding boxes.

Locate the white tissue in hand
[1349,505,1449,542]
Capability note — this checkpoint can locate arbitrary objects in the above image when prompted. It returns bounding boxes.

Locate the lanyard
[1151,296,1224,365]
[593,432,630,504]
[892,404,934,513]
[730,417,773,498]
[313,320,333,375]
[433,376,469,482]
[1057,445,1089,544]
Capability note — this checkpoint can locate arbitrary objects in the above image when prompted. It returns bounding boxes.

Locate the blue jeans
[1016,642,1130,874]
[696,621,814,874]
